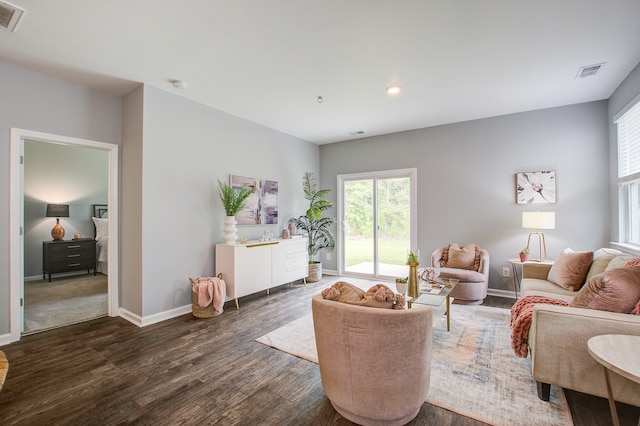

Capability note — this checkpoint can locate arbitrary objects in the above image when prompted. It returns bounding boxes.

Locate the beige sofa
[521,248,640,406]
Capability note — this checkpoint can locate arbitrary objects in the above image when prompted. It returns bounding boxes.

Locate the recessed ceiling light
[171,80,186,89]
[386,85,401,95]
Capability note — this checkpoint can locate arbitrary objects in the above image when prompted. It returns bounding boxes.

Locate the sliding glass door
[339,169,416,279]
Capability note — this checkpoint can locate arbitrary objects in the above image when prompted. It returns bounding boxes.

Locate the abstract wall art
[231,175,278,224]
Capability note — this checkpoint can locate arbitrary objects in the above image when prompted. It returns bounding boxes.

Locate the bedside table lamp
[46,204,70,241]
[522,211,555,261]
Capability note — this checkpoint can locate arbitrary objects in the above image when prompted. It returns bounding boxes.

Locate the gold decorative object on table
[407,261,420,298]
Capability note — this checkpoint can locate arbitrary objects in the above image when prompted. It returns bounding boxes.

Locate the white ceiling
[1,1,639,144]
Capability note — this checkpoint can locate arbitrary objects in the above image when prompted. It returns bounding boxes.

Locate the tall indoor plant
[218,178,255,244]
[290,172,336,282]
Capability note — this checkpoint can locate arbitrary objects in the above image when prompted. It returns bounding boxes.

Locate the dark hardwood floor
[0,276,638,425]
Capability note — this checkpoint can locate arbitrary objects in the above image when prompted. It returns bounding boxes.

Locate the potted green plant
[218,178,255,244]
[406,250,420,265]
[395,277,409,295]
[290,172,336,282]
[519,247,530,262]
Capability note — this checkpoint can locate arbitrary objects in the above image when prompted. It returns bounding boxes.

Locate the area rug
[256,305,573,426]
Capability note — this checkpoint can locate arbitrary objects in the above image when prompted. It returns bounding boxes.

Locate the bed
[92,204,108,274]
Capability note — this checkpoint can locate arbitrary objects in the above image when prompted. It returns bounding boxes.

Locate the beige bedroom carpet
[256,304,573,426]
[24,274,108,334]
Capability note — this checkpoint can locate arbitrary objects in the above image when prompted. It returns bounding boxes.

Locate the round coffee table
[587,334,640,426]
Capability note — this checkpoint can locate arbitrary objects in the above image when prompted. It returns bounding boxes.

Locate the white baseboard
[25,271,98,282]
[119,304,192,328]
[487,288,517,300]
[24,275,42,282]
[0,333,12,347]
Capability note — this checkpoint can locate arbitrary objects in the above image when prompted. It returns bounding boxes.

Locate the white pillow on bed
[92,217,108,238]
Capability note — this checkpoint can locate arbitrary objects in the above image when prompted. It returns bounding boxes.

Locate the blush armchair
[311,293,433,426]
[431,243,490,304]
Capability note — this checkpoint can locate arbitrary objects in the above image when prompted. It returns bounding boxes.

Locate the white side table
[506,258,554,299]
[587,334,640,426]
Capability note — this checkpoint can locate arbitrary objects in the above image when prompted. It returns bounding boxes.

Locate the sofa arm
[522,263,552,280]
[529,304,640,405]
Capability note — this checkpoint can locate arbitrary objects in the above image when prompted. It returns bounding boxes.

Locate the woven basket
[190,274,224,318]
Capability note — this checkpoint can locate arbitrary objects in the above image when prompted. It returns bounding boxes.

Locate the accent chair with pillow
[431,243,490,304]
[520,248,640,406]
[312,293,433,426]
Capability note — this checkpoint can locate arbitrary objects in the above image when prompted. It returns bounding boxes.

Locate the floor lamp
[522,211,555,261]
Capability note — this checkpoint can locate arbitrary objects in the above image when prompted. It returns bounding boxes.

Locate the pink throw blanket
[510,295,569,358]
[193,276,226,313]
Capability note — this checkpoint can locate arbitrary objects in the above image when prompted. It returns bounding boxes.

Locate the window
[616,95,640,245]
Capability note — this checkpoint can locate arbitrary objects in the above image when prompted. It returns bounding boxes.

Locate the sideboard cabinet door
[272,238,308,285]
[216,244,272,299]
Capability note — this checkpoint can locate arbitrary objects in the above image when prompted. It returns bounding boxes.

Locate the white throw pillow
[92,217,108,238]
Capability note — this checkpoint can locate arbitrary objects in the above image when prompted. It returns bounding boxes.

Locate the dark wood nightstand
[42,238,96,282]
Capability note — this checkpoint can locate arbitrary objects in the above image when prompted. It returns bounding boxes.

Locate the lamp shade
[46,204,70,218]
[522,211,555,230]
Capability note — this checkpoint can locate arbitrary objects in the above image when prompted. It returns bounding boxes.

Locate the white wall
[23,140,108,278]
[0,60,121,337]
[320,101,610,293]
[122,85,318,318]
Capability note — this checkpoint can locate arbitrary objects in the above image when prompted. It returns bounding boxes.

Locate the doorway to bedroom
[9,128,120,342]
[22,140,109,334]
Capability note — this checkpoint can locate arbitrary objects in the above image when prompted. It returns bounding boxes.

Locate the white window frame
[615,93,640,248]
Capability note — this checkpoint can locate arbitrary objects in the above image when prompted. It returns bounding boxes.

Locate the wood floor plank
[0,277,638,425]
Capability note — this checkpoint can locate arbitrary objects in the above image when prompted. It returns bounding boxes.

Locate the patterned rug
[256,304,573,426]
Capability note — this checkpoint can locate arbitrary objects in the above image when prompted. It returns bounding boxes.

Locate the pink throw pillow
[570,266,640,313]
[547,249,593,291]
[445,243,479,271]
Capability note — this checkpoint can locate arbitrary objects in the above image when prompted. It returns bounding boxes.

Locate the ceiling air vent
[576,63,605,79]
[0,1,25,32]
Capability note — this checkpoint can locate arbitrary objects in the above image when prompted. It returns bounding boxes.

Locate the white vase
[224,216,238,244]
[395,282,408,295]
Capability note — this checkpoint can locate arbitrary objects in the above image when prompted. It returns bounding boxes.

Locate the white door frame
[337,168,417,277]
[9,128,120,342]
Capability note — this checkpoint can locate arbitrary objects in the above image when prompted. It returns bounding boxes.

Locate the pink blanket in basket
[193,276,226,313]
[510,295,569,358]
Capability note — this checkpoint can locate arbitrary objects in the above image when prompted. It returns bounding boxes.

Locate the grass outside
[345,237,409,267]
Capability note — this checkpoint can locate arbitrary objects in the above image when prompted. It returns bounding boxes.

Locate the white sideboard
[215,238,308,309]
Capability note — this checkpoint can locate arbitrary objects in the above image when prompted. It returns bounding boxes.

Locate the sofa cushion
[547,249,593,291]
[520,278,577,300]
[605,255,638,272]
[444,243,479,271]
[585,251,619,282]
[569,266,640,313]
